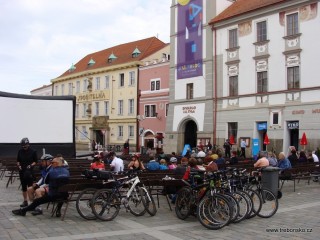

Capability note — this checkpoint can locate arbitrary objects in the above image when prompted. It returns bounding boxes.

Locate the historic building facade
[164,0,234,154]
[165,0,320,156]
[51,37,166,151]
[138,44,170,152]
[210,0,320,156]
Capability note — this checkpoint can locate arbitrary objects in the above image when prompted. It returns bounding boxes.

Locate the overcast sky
[0,0,171,94]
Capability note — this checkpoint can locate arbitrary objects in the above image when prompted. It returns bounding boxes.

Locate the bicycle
[248,169,279,218]
[175,171,233,230]
[90,170,156,221]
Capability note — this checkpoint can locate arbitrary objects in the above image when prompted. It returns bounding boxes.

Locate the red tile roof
[56,37,166,78]
[210,0,287,24]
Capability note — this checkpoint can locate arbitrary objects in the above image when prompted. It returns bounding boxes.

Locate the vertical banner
[177,0,203,79]
[252,138,260,161]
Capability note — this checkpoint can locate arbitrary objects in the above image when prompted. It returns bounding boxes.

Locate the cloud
[0,0,171,94]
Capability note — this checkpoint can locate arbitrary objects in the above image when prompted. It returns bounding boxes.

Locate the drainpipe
[213,27,218,146]
[136,67,140,152]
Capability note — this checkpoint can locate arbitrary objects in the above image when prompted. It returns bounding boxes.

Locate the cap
[93,155,101,161]
[132,153,140,158]
[41,154,54,161]
[170,157,177,163]
[20,138,29,146]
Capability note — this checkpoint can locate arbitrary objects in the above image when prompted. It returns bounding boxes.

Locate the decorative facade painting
[177,0,203,79]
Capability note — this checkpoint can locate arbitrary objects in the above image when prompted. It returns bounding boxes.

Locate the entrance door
[290,129,299,151]
[184,120,197,149]
[95,130,104,148]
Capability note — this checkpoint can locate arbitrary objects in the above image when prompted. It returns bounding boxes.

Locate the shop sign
[257,122,267,130]
[287,121,299,129]
[183,106,196,114]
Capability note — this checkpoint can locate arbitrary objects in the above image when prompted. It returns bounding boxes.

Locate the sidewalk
[0,175,319,240]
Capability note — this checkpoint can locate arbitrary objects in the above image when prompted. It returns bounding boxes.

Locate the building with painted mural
[138,44,170,153]
[165,0,320,156]
[51,37,167,151]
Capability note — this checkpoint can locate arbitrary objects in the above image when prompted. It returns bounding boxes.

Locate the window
[128,126,134,138]
[105,75,110,89]
[151,79,160,91]
[118,100,123,115]
[82,103,87,117]
[83,79,88,92]
[55,85,58,95]
[75,104,79,118]
[229,29,238,48]
[273,112,279,125]
[186,83,193,99]
[128,99,134,115]
[145,105,156,117]
[81,126,87,140]
[61,84,65,96]
[119,73,124,87]
[228,122,238,143]
[118,126,123,137]
[257,21,267,42]
[104,101,109,116]
[129,71,135,86]
[187,83,193,99]
[257,71,268,93]
[287,66,300,89]
[68,83,73,95]
[229,76,238,96]
[287,13,299,36]
[165,103,169,117]
[95,77,100,90]
[95,102,99,116]
[76,81,80,93]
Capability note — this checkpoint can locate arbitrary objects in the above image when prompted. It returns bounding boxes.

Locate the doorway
[184,120,197,149]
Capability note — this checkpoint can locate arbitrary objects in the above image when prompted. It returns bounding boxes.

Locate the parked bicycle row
[174,167,279,230]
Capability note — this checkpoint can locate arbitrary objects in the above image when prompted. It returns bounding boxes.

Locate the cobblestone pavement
[0,175,319,240]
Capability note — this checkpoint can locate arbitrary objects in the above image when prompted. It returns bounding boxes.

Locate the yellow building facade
[51,37,167,151]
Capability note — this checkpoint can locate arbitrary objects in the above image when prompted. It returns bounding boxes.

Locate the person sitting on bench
[12,157,70,217]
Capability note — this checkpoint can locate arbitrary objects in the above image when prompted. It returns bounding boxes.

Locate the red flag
[229,135,235,145]
[300,132,308,145]
[263,133,270,145]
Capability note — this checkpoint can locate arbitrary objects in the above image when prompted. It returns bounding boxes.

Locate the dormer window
[69,63,76,72]
[132,47,141,58]
[108,53,117,63]
[88,58,95,66]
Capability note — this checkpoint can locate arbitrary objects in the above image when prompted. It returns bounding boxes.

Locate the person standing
[240,139,247,158]
[123,139,129,155]
[223,139,232,158]
[91,140,97,151]
[17,138,38,207]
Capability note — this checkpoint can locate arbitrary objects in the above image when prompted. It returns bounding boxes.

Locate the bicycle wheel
[232,191,250,223]
[91,189,120,221]
[223,192,239,223]
[126,186,146,216]
[197,193,232,230]
[257,188,278,218]
[76,188,97,220]
[175,186,193,220]
[140,187,157,216]
[245,188,262,219]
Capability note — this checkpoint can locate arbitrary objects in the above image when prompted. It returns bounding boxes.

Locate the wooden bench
[279,164,320,191]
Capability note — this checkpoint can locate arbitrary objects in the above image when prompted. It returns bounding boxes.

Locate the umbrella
[263,133,270,145]
[229,135,235,145]
[300,132,308,146]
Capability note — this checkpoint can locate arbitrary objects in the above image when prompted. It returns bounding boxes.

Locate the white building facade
[211,0,320,156]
